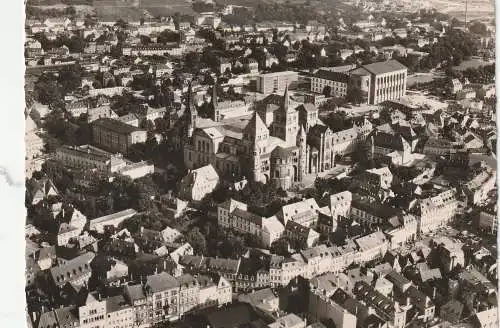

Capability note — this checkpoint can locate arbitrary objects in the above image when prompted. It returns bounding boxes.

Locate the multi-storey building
[92,118,147,154]
[177,274,200,314]
[50,252,95,288]
[350,194,400,228]
[278,198,320,227]
[354,231,389,262]
[310,69,349,97]
[179,164,219,201]
[105,295,135,328]
[285,220,320,248]
[269,254,306,287]
[412,188,459,234]
[79,293,107,328]
[55,144,127,172]
[256,71,299,94]
[89,209,138,234]
[145,272,181,322]
[349,60,407,105]
[478,205,497,234]
[217,199,285,247]
[124,284,150,326]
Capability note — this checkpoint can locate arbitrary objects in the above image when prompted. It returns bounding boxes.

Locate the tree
[34,74,63,106]
[140,35,152,45]
[469,21,488,36]
[157,30,180,44]
[346,85,366,106]
[57,67,82,94]
[322,85,332,97]
[270,237,290,256]
[323,111,352,133]
[84,14,97,27]
[186,227,207,255]
[115,19,128,29]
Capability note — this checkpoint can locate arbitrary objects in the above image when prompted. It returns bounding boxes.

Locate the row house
[464,168,496,205]
[234,257,270,292]
[384,214,418,250]
[179,255,241,290]
[354,231,389,262]
[277,198,320,227]
[412,188,459,234]
[300,244,338,279]
[217,199,285,247]
[351,194,400,228]
[269,255,306,287]
[285,220,320,249]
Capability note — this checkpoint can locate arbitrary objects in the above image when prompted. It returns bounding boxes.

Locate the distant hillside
[93,0,195,21]
[28,0,93,5]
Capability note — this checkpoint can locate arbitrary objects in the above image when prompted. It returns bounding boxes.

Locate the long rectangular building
[310,69,349,98]
[256,71,298,94]
[92,118,147,154]
[349,60,407,105]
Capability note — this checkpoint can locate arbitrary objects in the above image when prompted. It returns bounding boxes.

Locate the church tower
[283,84,290,112]
[244,111,269,183]
[276,85,299,145]
[186,82,197,138]
[212,82,220,122]
[297,124,307,182]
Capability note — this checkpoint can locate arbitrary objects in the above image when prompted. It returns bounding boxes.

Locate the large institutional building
[181,84,372,190]
[311,60,408,105]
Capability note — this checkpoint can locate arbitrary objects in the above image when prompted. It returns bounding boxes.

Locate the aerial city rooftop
[24,0,496,328]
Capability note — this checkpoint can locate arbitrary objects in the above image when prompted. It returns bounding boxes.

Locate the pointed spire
[212,80,218,109]
[298,124,306,141]
[187,80,194,112]
[244,111,268,140]
[283,84,290,111]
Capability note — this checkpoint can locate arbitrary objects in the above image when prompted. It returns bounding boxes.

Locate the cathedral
[182,84,372,190]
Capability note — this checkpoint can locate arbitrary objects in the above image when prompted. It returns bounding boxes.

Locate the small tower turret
[297,124,307,182]
[212,81,220,122]
[186,81,197,138]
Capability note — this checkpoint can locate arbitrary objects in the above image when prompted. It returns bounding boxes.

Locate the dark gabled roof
[106,295,130,313]
[271,145,298,158]
[146,272,179,293]
[313,69,350,83]
[296,103,318,113]
[309,124,331,135]
[285,220,312,236]
[232,208,262,226]
[351,194,400,219]
[93,118,142,134]
[124,284,146,302]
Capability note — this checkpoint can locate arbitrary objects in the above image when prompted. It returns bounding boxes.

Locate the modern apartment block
[256,71,299,94]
